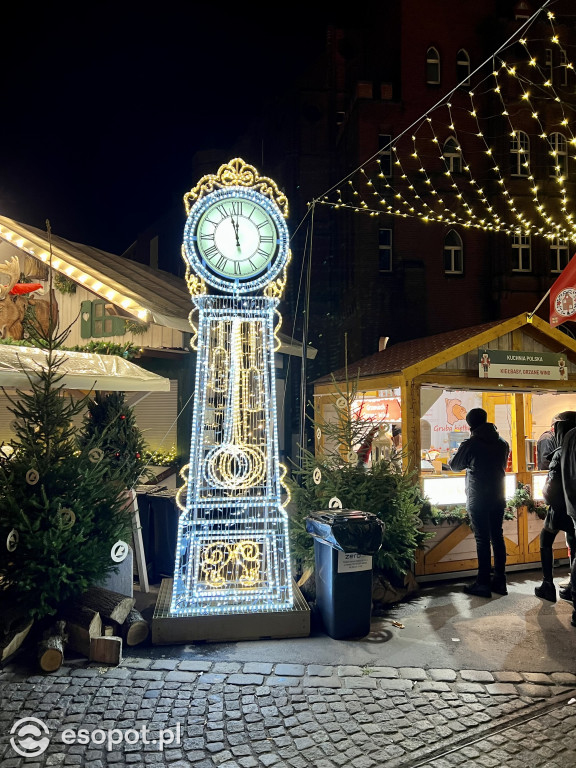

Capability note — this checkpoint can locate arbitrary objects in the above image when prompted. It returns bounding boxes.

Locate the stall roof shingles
[315,318,510,384]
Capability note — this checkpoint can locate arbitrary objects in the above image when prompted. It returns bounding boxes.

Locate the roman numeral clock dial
[183,186,289,293]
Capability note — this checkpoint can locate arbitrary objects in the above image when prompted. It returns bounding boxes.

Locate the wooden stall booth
[313,313,576,579]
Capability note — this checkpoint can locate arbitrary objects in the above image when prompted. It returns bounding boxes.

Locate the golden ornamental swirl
[175,464,190,512]
[184,157,289,218]
[264,253,291,300]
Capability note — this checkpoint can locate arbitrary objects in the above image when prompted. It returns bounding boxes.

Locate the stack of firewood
[13,586,149,673]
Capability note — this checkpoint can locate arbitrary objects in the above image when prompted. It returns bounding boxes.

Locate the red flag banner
[550,253,576,327]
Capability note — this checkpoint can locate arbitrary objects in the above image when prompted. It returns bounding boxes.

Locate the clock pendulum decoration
[170,158,295,617]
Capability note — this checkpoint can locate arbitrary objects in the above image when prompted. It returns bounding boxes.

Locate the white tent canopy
[0,345,170,392]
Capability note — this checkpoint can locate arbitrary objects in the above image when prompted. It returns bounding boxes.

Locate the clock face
[183,187,289,292]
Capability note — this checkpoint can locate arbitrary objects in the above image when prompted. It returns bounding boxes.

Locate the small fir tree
[289,377,431,582]
[80,391,149,488]
[0,308,133,620]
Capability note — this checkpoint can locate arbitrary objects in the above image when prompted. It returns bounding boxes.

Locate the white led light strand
[171,159,294,618]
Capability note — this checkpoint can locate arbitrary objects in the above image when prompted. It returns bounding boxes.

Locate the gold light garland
[314,8,576,246]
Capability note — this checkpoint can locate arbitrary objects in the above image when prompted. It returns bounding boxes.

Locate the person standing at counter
[534,411,576,603]
[449,408,510,598]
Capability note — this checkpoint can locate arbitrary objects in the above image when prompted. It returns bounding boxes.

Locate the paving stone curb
[3,660,576,695]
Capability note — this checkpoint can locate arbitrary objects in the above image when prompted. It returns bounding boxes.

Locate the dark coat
[448,422,510,510]
[536,429,555,470]
[543,418,576,515]
[561,426,576,521]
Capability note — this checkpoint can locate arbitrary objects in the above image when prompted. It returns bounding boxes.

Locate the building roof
[0,216,315,358]
[314,317,520,383]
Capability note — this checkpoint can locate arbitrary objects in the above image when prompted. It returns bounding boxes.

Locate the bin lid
[305,508,385,555]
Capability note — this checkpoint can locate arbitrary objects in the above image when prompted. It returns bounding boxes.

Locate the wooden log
[57,605,102,658]
[120,609,149,647]
[73,586,135,625]
[89,636,122,665]
[38,621,67,672]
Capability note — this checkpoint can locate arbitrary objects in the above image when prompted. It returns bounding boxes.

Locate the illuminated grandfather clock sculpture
[167,159,303,634]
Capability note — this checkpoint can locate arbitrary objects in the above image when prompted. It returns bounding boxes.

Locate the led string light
[172,159,296,618]
[0,226,149,321]
[443,100,502,230]
[515,30,576,234]
[314,5,576,246]
[171,297,293,617]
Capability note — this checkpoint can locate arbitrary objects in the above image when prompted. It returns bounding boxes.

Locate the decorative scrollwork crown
[184,158,289,218]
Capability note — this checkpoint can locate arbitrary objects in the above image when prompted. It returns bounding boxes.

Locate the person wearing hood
[561,421,576,628]
[449,408,510,598]
[534,411,576,603]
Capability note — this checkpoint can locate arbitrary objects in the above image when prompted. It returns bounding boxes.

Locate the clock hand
[230,216,240,247]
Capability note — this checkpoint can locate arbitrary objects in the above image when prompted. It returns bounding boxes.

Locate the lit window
[426,47,440,85]
[550,238,569,273]
[456,49,470,86]
[512,234,531,272]
[379,228,393,272]
[443,137,462,173]
[549,133,568,178]
[510,131,530,176]
[443,230,463,274]
[378,134,392,177]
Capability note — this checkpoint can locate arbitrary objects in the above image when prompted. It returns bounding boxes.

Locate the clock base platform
[151,578,310,644]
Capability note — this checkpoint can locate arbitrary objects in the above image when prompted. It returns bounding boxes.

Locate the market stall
[313,313,576,578]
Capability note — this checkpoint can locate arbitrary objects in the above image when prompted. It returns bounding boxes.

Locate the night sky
[0,4,328,256]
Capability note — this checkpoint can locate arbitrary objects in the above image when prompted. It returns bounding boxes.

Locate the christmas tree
[289,377,431,581]
[0,312,133,621]
[79,391,149,488]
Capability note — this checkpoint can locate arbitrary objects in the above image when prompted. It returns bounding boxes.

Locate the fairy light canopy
[314,3,576,246]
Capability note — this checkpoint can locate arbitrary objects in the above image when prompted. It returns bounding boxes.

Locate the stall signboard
[353,397,402,422]
[478,350,568,380]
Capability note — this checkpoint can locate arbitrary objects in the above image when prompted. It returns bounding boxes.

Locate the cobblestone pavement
[1,658,575,767]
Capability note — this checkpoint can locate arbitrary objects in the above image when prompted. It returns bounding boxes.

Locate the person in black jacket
[561,424,576,628]
[449,408,510,598]
[534,411,576,603]
[536,417,559,470]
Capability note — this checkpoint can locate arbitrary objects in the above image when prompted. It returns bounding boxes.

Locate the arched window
[444,230,463,274]
[510,131,529,176]
[549,133,568,178]
[443,137,462,173]
[456,49,470,86]
[426,47,440,85]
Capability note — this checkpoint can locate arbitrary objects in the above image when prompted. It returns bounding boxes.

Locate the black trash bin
[306,509,385,639]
